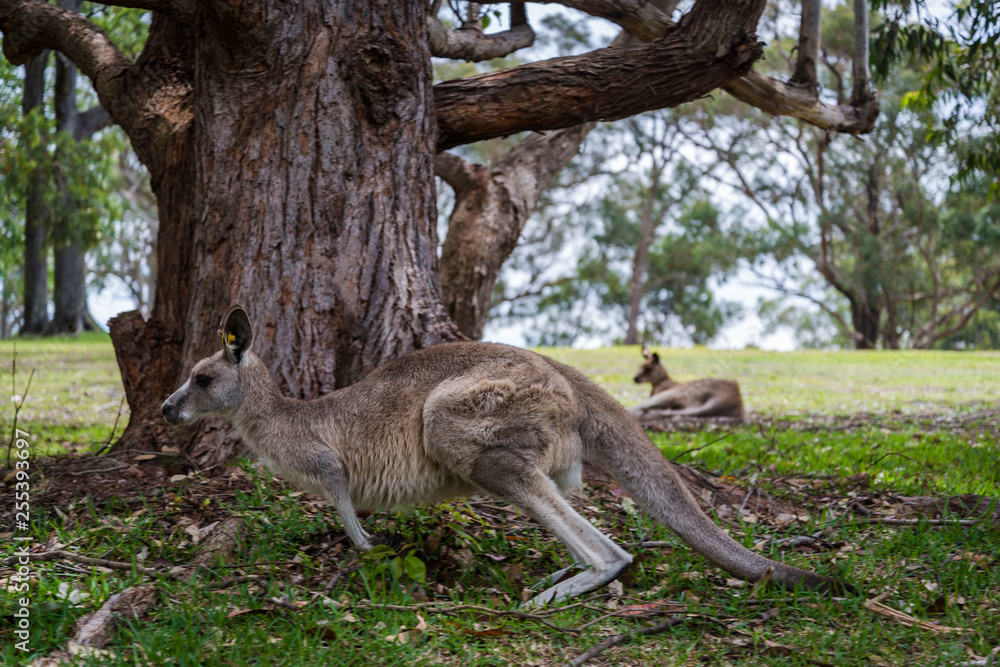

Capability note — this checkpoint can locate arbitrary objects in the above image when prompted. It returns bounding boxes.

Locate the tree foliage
[686,2,1000,349]
[492,111,753,347]
[0,4,151,336]
[872,0,1000,191]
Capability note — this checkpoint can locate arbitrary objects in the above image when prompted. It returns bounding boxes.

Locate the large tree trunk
[21,50,50,336]
[109,4,463,463]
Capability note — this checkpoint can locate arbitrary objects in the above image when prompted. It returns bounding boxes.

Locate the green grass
[2,337,999,665]
[0,332,126,456]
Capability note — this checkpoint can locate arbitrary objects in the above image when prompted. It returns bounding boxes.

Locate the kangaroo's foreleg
[318,463,373,551]
[468,450,633,607]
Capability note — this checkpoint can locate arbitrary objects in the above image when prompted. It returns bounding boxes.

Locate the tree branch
[0,0,131,79]
[434,152,479,193]
[851,0,872,106]
[748,268,855,341]
[536,0,674,41]
[2,5,195,176]
[723,70,878,135]
[428,3,534,61]
[435,0,766,151]
[76,104,113,140]
[95,0,194,22]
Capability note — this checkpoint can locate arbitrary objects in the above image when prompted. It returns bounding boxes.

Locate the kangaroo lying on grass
[162,306,850,605]
[628,351,745,421]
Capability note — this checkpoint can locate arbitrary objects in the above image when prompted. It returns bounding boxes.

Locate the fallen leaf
[385,614,427,644]
[56,582,89,604]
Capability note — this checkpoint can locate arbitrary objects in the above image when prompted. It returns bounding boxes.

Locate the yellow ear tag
[226,332,236,345]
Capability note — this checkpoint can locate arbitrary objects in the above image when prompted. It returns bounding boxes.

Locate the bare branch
[723,70,878,135]
[914,273,1000,348]
[434,152,480,193]
[851,0,873,105]
[428,3,534,61]
[536,0,674,41]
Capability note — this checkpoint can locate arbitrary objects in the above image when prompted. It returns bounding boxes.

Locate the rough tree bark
[21,49,49,335]
[110,5,463,461]
[1,0,768,464]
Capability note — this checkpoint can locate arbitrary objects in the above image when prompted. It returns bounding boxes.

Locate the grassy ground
[0,333,126,457]
[1,338,999,665]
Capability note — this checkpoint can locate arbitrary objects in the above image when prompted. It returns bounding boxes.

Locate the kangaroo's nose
[161,399,177,423]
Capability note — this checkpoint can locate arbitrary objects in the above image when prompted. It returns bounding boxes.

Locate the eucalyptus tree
[0,0,878,459]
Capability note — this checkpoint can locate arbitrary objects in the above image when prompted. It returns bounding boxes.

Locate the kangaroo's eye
[195,374,213,388]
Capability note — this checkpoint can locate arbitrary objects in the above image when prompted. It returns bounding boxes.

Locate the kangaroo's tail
[569,373,854,594]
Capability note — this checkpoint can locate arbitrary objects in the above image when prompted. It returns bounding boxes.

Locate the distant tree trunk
[48,6,98,335]
[51,243,93,333]
[108,6,463,464]
[21,50,50,335]
[624,159,664,345]
[848,297,880,349]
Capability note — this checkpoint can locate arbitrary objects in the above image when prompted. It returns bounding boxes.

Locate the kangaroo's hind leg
[468,449,633,607]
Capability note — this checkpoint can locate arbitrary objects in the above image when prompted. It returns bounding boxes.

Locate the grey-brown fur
[628,351,745,420]
[162,306,849,605]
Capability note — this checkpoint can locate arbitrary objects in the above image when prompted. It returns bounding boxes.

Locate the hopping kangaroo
[628,351,745,420]
[162,306,847,605]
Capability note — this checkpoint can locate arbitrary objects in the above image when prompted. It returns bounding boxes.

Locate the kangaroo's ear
[218,304,253,364]
[651,352,660,363]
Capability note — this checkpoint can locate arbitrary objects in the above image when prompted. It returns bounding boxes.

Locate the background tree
[872,0,1000,192]
[0,2,145,337]
[492,110,751,347]
[684,3,1000,349]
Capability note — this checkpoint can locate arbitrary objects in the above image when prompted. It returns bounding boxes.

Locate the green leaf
[403,555,426,584]
[360,544,396,562]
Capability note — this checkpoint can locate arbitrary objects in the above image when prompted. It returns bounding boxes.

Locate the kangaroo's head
[161,305,256,425]
[633,350,669,386]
